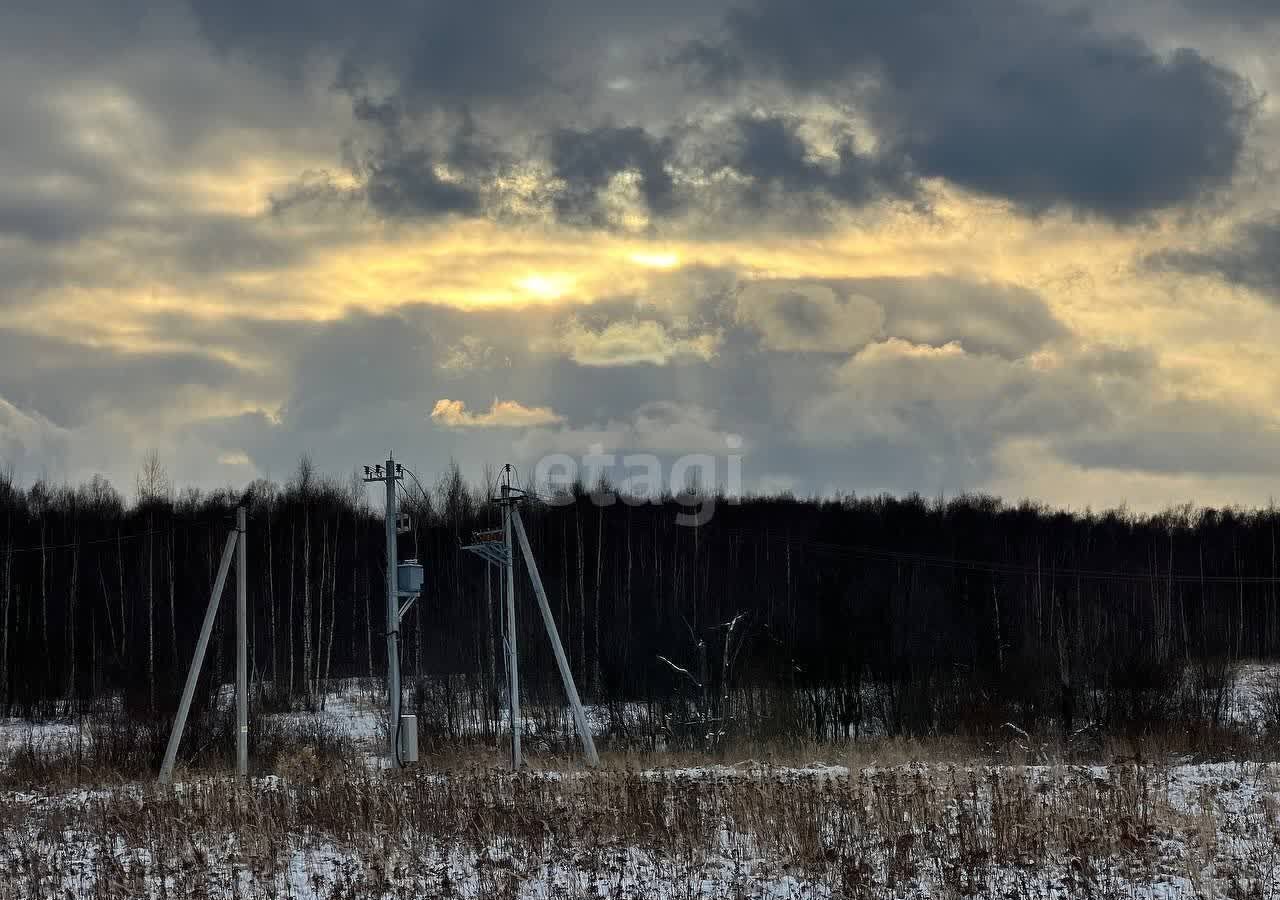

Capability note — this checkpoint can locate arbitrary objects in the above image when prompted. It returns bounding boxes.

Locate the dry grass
[4,695,1280,898]
[2,755,1280,898]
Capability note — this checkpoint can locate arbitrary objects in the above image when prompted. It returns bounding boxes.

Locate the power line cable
[5,516,222,555]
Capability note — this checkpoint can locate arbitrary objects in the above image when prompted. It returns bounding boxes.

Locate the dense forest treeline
[2,455,1280,742]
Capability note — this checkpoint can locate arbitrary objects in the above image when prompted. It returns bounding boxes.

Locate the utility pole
[461,467,521,768]
[363,456,403,765]
[463,467,597,768]
[501,478,521,768]
[236,506,248,777]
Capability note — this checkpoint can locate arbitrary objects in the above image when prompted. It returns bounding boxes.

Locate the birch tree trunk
[40,515,49,691]
[364,549,373,678]
[302,508,312,703]
[576,507,585,683]
[66,536,79,711]
[313,517,326,695]
[168,528,177,681]
[289,519,296,697]
[593,504,603,698]
[147,516,154,711]
[267,503,276,689]
[323,515,339,691]
[116,531,126,658]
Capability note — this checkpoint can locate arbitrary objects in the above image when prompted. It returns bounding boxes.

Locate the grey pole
[511,506,599,767]
[501,484,521,769]
[386,456,401,766]
[235,507,248,777]
[159,524,239,783]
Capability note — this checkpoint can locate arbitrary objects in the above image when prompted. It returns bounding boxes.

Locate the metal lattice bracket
[462,529,509,566]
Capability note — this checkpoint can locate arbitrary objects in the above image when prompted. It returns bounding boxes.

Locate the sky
[1,0,1279,510]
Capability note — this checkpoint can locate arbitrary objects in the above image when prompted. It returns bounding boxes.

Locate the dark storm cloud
[671,39,746,87]
[271,96,504,222]
[0,10,340,262]
[544,114,919,230]
[0,84,145,248]
[256,311,438,433]
[7,0,1263,240]
[0,191,112,245]
[189,0,547,106]
[1055,399,1280,476]
[0,329,253,427]
[165,215,311,277]
[185,0,1257,229]
[550,126,678,225]
[0,0,160,61]
[857,277,1068,359]
[187,0,732,112]
[1149,217,1280,299]
[707,0,1254,220]
[791,336,1158,496]
[1176,0,1280,24]
[364,148,482,218]
[773,291,829,338]
[726,115,917,209]
[734,275,1067,359]
[176,309,456,478]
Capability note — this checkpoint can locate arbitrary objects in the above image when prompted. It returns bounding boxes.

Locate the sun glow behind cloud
[2,0,1280,509]
[515,273,575,301]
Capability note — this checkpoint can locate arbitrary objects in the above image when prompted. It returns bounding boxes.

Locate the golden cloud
[556,317,720,367]
[430,398,564,429]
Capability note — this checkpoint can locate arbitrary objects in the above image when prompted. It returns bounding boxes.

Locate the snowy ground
[1229,662,1280,731]
[9,659,1277,767]
[0,678,655,764]
[4,667,1280,898]
[2,761,1280,898]
[0,718,79,757]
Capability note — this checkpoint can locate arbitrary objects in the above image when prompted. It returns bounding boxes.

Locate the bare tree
[135,450,170,709]
[323,512,340,691]
[66,531,79,710]
[302,499,313,702]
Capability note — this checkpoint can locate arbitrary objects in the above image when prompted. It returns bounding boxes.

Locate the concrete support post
[385,457,401,766]
[511,506,599,767]
[159,522,239,783]
[236,507,248,777]
[502,485,521,769]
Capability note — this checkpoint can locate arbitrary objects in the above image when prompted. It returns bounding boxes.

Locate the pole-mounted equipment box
[397,559,424,595]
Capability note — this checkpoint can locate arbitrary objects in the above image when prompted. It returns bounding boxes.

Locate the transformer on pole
[362,454,424,767]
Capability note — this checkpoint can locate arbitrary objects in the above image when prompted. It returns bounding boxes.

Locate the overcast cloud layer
[1,0,1279,510]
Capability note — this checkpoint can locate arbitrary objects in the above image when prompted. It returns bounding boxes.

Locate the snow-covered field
[2,760,1280,898]
[4,667,1280,898]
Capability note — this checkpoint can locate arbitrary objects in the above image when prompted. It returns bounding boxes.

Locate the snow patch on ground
[1229,662,1280,731]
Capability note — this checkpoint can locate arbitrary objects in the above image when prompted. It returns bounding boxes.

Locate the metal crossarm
[461,541,510,566]
[462,528,510,566]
